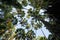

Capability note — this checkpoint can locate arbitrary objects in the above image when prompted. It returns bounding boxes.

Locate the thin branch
[41,28,46,38]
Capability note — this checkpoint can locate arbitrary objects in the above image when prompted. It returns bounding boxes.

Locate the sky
[12,5,51,38]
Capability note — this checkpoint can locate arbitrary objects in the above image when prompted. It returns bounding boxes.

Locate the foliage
[0,0,58,40]
[37,36,47,40]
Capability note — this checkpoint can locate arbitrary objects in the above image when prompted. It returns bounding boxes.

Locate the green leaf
[0,18,6,22]
[13,2,22,9]
[12,17,18,25]
[22,0,27,6]
[26,24,30,29]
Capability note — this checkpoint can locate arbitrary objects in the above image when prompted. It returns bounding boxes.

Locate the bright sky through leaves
[12,5,51,38]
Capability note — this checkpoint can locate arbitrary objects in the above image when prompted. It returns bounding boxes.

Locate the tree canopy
[0,0,60,40]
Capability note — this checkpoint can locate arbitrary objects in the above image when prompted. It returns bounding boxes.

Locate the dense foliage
[0,0,60,40]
